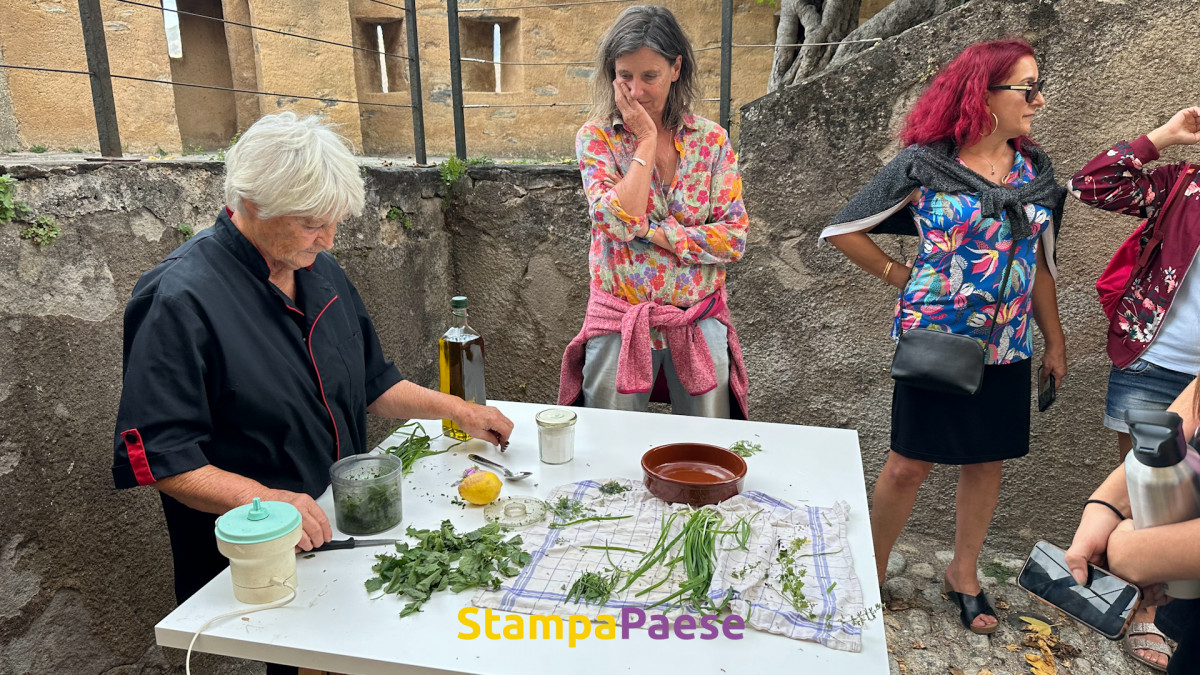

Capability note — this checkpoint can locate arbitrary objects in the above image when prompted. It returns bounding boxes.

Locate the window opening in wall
[377,24,389,93]
[352,19,406,94]
[162,0,183,58]
[492,23,501,93]
[460,17,519,93]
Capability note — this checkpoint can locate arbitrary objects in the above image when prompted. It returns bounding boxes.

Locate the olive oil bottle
[438,296,486,440]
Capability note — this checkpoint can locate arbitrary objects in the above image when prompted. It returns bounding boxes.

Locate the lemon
[458,468,502,505]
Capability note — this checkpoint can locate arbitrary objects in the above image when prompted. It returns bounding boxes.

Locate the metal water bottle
[1124,409,1200,598]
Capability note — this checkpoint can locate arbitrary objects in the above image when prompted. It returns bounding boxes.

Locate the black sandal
[943,579,999,635]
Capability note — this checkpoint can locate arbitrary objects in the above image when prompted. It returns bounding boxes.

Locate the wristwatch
[636,220,657,245]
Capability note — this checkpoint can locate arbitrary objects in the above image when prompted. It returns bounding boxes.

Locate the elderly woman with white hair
[111,113,513,619]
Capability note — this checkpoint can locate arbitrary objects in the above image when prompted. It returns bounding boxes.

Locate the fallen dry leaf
[1006,644,1021,652]
[948,668,965,675]
[1025,653,1056,675]
[1020,615,1054,636]
[912,641,927,650]
[980,670,995,675]
[995,599,1011,610]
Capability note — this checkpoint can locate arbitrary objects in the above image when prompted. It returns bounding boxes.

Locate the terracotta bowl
[641,443,747,506]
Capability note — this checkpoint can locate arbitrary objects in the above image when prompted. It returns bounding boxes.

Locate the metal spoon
[468,453,533,481]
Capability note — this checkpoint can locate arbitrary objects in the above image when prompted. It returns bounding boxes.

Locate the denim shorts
[1103,358,1196,433]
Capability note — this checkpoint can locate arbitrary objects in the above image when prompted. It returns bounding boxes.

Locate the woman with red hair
[821,39,1068,634]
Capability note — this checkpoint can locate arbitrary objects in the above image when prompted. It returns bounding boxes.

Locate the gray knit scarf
[830,140,1066,241]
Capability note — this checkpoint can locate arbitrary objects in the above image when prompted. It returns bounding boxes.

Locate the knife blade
[309,537,399,552]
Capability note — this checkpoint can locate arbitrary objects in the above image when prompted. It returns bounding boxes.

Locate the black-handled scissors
[309,538,399,553]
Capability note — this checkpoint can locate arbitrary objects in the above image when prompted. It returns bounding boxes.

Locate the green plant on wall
[20,215,60,246]
[176,223,194,240]
[386,206,414,231]
[439,156,468,190]
[214,132,240,162]
[29,145,48,153]
[0,174,33,225]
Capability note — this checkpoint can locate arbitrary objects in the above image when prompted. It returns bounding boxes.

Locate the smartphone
[1038,368,1056,412]
[1017,540,1141,640]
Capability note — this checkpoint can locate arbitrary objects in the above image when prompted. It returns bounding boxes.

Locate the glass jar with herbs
[330,454,403,535]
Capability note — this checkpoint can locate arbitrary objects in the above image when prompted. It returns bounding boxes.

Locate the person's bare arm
[154,465,332,551]
[367,380,514,447]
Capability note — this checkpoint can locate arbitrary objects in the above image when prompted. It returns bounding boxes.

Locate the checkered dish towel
[472,478,867,653]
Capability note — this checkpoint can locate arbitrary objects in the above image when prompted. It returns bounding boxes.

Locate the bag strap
[984,235,1020,346]
[1136,163,1195,270]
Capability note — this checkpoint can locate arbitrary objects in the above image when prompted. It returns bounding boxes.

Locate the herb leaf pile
[366,520,531,617]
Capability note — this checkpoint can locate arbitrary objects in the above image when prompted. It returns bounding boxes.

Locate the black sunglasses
[988,79,1044,103]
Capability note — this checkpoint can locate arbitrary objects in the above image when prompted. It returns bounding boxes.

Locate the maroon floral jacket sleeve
[1067,134,1186,218]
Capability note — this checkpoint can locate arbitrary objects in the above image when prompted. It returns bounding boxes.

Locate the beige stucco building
[0,0,881,158]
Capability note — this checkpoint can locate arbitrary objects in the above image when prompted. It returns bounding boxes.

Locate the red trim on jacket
[308,296,342,459]
[121,428,156,486]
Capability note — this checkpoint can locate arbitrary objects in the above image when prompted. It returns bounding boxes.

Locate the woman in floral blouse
[822,39,1068,635]
[557,5,749,418]
[1066,106,1200,672]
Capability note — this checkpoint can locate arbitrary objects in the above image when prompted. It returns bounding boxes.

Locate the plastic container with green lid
[214,497,304,604]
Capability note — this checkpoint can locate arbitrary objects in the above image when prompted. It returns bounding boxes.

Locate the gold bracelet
[883,260,895,281]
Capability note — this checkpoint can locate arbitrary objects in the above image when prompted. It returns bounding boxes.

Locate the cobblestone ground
[882,535,1164,675]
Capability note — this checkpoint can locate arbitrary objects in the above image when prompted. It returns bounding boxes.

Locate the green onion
[548,515,632,529]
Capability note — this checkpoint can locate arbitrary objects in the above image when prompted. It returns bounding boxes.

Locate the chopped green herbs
[365,520,531,618]
[548,496,595,522]
[598,480,630,496]
[565,569,621,606]
[777,537,816,619]
[336,481,401,535]
[729,440,762,458]
[382,421,449,475]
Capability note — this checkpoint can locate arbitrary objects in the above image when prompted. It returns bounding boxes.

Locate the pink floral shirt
[576,114,748,348]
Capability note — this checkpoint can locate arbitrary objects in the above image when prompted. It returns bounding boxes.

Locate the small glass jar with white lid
[535,408,577,464]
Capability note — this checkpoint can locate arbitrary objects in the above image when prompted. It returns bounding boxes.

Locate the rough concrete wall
[0,159,450,673]
[445,165,592,403]
[737,0,1200,546]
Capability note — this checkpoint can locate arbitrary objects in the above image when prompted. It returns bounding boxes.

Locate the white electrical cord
[185,578,297,675]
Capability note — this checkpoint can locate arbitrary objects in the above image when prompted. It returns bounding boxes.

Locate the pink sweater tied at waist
[558,285,749,419]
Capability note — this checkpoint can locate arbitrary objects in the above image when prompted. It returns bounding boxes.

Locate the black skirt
[890,358,1032,464]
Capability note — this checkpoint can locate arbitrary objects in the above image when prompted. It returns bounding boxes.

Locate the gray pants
[581,318,731,418]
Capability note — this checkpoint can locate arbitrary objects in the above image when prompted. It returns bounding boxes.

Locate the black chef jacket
[112,209,404,601]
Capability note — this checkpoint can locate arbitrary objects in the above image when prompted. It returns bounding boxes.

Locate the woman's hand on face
[1153,107,1200,148]
[612,80,656,142]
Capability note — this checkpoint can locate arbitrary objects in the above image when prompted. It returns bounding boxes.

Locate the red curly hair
[900,38,1036,151]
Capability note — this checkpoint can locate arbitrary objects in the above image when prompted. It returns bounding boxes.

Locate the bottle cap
[214,497,302,545]
[451,296,468,309]
[536,408,577,428]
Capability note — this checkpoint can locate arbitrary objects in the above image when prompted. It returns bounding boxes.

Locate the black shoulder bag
[890,239,1019,396]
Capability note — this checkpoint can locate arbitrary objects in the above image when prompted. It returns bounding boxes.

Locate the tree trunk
[768,0,863,92]
[768,0,966,92]
[829,0,956,67]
